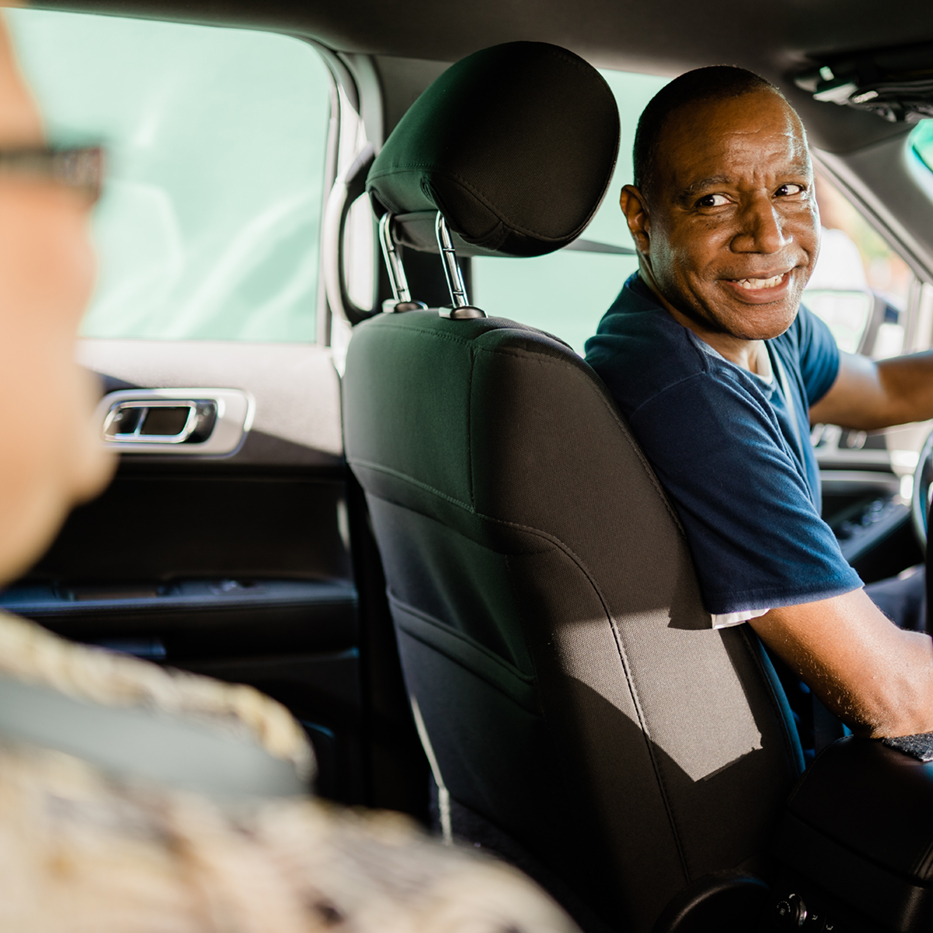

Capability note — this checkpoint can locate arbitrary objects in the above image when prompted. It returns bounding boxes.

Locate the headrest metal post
[435,212,469,308]
[378,212,412,304]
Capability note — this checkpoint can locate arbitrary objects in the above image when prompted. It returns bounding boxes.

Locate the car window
[471,69,668,354]
[7,10,331,343]
[805,172,912,358]
[912,121,933,174]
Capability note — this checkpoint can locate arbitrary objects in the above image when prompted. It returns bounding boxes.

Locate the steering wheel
[911,426,933,554]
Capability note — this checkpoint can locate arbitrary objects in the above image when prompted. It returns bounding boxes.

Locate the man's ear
[619,185,650,255]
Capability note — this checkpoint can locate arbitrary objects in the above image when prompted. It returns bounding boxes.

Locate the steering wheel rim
[910,425,933,555]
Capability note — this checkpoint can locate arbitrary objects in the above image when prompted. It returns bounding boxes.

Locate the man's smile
[720,269,795,304]
[731,272,787,290]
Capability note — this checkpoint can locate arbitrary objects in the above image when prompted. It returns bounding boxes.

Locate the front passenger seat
[343,42,803,933]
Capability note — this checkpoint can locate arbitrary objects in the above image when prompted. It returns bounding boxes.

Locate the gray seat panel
[344,309,803,931]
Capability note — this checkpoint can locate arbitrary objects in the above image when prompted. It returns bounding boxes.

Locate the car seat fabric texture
[344,309,805,933]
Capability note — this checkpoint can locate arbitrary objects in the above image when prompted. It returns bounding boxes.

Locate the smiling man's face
[625,88,820,357]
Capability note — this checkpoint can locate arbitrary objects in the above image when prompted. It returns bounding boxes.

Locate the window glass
[471,69,668,354]
[7,10,331,342]
[912,120,933,174]
[806,172,912,358]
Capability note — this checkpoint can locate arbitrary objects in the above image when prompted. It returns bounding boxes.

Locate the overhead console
[795,40,933,123]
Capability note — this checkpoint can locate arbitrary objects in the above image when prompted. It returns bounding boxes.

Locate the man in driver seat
[585,66,933,742]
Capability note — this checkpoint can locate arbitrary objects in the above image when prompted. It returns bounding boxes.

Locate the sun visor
[366,42,620,258]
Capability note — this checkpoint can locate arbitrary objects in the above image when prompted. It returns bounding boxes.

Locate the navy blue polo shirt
[585,273,862,617]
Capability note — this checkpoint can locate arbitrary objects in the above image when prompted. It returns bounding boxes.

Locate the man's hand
[751,588,933,738]
[810,350,933,430]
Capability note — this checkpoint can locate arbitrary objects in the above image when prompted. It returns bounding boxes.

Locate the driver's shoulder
[586,305,713,412]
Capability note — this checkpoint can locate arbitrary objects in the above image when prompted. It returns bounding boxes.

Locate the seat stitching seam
[395,619,541,712]
[357,480,583,556]
[351,456,678,575]
[504,553,547,718]
[348,458,473,512]
[360,484,692,878]
[387,591,536,686]
[602,613,692,881]
[365,322,476,347]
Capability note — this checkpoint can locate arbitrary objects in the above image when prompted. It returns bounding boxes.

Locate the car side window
[805,172,913,359]
[7,10,331,343]
[470,69,667,354]
[913,121,933,174]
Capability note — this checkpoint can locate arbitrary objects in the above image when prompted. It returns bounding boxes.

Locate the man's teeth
[734,273,785,289]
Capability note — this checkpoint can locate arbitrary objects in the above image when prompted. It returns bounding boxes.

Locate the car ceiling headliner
[36,0,933,151]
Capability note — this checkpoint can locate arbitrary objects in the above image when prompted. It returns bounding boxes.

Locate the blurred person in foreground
[0,15,575,933]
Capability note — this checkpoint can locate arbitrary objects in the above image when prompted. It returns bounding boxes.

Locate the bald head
[634,66,786,202]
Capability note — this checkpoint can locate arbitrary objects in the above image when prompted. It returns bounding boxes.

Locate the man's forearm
[810,350,933,431]
[751,589,933,739]
[875,351,933,428]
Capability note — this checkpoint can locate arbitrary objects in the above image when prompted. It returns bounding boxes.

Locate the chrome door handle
[94,388,254,455]
[103,399,214,444]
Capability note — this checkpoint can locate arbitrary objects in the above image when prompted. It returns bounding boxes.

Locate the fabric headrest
[366,42,620,259]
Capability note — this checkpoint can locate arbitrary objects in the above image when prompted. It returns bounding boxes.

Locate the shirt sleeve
[796,304,841,406]
[628,368,862,616]
[711,606,770,629]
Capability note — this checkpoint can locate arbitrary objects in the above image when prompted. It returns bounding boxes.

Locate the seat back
[344,42,804,932]
[345,312,802,930]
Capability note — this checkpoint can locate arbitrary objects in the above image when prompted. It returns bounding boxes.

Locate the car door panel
[1,339,366,802]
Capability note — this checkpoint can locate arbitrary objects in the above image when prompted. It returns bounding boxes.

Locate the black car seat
[342,42,804,933]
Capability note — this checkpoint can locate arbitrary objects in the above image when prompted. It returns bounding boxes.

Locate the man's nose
[731,195,789,253]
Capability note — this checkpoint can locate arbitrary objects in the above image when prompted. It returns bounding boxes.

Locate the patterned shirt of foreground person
[0,13,578,933]
[0,612,578,933]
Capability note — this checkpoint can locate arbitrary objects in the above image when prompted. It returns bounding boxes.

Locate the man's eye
[696,193,729,208]
[776,183,805,197]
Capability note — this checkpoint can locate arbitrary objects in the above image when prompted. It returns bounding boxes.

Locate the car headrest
[366,41,620,259]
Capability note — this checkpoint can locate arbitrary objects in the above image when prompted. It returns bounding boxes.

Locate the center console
[764,736,933,932]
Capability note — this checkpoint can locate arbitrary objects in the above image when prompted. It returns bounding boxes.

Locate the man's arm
[751,589,933,738]
[810,350,933,430]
